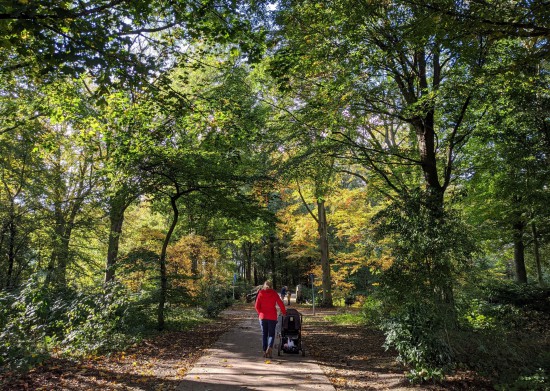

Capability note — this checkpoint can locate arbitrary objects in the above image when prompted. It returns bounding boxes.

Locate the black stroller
[277,308,305,356]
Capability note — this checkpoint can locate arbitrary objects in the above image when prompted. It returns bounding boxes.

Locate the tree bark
[105,202,126,284]
[531,222,544,286]
[6,219,16,290]
[512,219,528,283]
[243,242,253,284]
[317,199,333,307]
[269,235,277,289]
[105,189,135,284]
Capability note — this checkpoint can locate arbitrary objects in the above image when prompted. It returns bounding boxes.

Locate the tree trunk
[317,199,332,307]
[6,219,16,290]
[47,206,68,287]
[512,219,528,284]
[105,204,126,284]
[531,222,544,286]
[158,195,180,331]
[105,190,134,284]
[269,235,277,289]
[243,242,253,284]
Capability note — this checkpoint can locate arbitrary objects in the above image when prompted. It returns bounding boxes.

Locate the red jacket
[255,288,286,321]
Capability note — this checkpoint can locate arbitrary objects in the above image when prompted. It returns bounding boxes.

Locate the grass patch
[164,306,212,331]
[324,312,366,326]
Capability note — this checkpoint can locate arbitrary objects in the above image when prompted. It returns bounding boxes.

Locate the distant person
[280,285,287,300]
[255,280,286,358]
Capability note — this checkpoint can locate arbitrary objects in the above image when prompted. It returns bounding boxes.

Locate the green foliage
[498,369,548,391]
[164,307,211,332]
[0,279,145,371]
[382,301,453,382]
[460,299,495,330]
[452,278,550,387]
[371,193,476,382]
[298,286,322,306]
[360,296,384,328]
[482,280,550,312]
[59,284,139,356]
[197,282,235,318]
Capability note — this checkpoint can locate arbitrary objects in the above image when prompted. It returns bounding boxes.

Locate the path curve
[177,306,335,391]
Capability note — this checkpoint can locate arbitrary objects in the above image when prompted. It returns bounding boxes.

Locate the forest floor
[0,303,495,391]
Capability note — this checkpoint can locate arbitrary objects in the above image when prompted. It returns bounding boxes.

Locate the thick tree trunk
[512,220,528,284]
[105,204,126,284]
[413,114,454,307]
[531,222,544,286]
[317,199,333,307]
[158,196,180,331]
[105,189,135,284]
[47,208,69,288]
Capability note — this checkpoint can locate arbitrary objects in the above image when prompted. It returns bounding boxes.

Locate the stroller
[277,308,305,356]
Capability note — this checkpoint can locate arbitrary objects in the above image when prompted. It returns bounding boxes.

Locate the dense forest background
[1,0,549,389]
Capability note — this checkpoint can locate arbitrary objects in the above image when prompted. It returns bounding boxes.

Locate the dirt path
[178,307,335,390]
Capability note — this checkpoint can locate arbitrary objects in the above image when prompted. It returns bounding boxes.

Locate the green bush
[197,282,234,318]
[360,296,383,328]
[483,280,550,312]
[60,283,138,355]
[0,279,146,371]
[0,278,61,371]
[382,301,454,383]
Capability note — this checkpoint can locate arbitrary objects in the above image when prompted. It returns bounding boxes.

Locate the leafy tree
[463,38,550,284]
[0,0,263,88]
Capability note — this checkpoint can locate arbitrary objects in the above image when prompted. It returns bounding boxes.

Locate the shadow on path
[177,306,335,391]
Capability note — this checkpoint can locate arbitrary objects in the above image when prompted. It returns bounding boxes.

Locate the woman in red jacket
[254,280,286,358]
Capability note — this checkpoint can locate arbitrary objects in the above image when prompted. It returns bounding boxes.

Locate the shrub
[360,295,383,328]
[0,279,145,371]
[60,283,138,355]
[197,282,234,318]
[382,301,454,383]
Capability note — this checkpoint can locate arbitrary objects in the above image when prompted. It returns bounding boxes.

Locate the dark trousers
[259,319,277,351]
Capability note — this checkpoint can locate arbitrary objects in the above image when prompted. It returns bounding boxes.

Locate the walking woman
[254,280,286,358]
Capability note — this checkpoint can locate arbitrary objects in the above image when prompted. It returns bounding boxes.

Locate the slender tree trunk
[269,235,277,289]
[243,242,252,283]
[0,222,7,290]
[6,219,16,290]
[531,222,544,286]
[317,199,332,307]
[512,219,528,283]
[158,195,180,331]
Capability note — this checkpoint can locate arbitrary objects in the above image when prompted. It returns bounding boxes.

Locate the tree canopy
[1,0,549,388]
